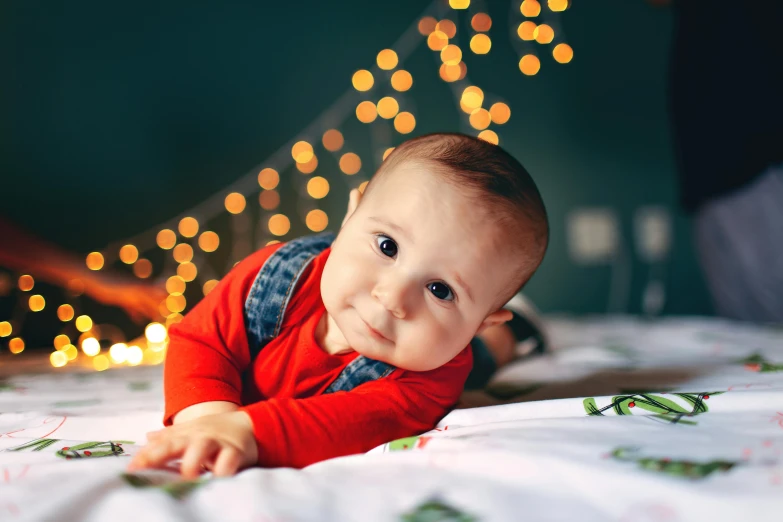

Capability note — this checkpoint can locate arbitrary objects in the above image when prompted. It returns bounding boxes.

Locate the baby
[128,132,548,477]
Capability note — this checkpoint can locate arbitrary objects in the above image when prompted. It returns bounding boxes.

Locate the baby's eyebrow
[368,217,413,245]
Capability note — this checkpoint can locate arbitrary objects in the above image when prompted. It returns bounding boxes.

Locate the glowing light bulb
[145,322,167,344]
[391,70,413,92]
[257,168,280,189]
[119,244,139,264]
[85,252,104,271]
[322,130,344,152]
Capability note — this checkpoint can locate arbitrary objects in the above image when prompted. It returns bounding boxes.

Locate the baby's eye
[427,282,454,302]
[376,235,398,258]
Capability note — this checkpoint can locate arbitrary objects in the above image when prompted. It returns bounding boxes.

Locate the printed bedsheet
[1,316,782,521]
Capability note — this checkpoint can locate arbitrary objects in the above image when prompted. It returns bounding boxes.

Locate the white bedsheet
[1,316,782,521]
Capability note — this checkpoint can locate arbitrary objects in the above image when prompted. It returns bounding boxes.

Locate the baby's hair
[367,132,549,306]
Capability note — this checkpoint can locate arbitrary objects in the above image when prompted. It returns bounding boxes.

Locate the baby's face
[320,161,520,371]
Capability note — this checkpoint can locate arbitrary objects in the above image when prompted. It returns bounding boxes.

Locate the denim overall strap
[243,232,398,393]
[244,232,336,360]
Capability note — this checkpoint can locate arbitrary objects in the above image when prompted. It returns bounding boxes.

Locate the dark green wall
[1,0,713,319]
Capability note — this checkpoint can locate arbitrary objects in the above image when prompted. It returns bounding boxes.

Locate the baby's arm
[241,347,472,468]
[163,243,285,425]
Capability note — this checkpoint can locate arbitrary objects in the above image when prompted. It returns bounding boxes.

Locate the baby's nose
[371,282,408,319]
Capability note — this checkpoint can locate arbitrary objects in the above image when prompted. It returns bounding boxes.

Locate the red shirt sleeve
[239,347,472,468]
[162,243,285,425]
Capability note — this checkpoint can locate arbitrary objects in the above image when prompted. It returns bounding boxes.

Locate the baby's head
[321,132,548,371]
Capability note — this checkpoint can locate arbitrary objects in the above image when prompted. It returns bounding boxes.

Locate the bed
[1,316,782,521]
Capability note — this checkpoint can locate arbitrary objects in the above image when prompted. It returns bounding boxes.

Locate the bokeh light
[296,155,319,174]
[359,181,369,193]
[0,321,11,337]
[28,294,45,312]
[548,0,568,11]
[119,244,139,264]
[81,337,100,356]
[534,24,554,44]
[418,16,437,36]
[383,147,395,160]
[394,112,416,134]
[64,344,78,361]
[18,275,34,292]
[127,345,143,366]
[322,130,344,152]
[269,214,291,236]
[166,294,187,314]
[178,217,199,238]
[521,0,541,17]
[166,275,186,295]
[0,273,11,296]
[225,192,247,214]
[292,141,314,164]
[478,129,499,144]
[133,258,153,279]
[257,168,280,190]
[470,34,492,54]
[471,13,492,32]
[517,21,536,41]
[307,176,330,199]
[440,44,462,65]
[391,70,413,92]
[339,153,362,175]
[156,229,177,250]
[177,262,197,282]
[490,102,511,124]
[259,190,281,210]
[461,86,484,110]
[75,315,93,332]
[356,101,378,123]
[110,343,128,364]
[57,304,74,322]
[436,20,457,38]
[306,210,329,232]
[352,70,374,92]
[469,108,492,130]
[50,351,66,367]
[203,279,220,296]
[173,243,194,264]
[85,252,104,271]
[145,322,167,343]
[198,231,220,252]
[519,54,541,75]
[377,96,400,119]
[93,354,110,371]
[440,63,461,83]
[553,43,574,63]
[9,337,24,354]
[427,31,448,51]
[377,49,398,70]
[449,0,470,8]
[54,334,70,350]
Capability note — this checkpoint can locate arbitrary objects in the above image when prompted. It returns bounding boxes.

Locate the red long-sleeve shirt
[163,242,472,468]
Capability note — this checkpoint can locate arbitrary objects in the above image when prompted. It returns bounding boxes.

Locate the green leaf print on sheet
[742,354,783,373]
[401,498,476,522]
[6,438,133,459]
[610,447,738,479]
[122,473,207,500]
[583,392,721,425]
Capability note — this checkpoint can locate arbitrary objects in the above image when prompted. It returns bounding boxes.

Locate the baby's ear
[476,308,513,335]
[341,189,363,227]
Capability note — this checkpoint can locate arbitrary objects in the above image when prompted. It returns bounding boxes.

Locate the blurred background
[1,0,780,367]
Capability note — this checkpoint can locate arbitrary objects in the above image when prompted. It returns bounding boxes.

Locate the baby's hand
[128,411,258,478]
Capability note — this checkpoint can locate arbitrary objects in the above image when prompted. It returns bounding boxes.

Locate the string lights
[0,0,572,369]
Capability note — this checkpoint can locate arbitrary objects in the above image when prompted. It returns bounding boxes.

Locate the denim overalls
[242,232,498,392]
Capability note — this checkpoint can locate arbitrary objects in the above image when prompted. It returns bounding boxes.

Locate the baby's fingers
[180,438,218,479]
[212,447,243,478]
[128,437,187,471]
